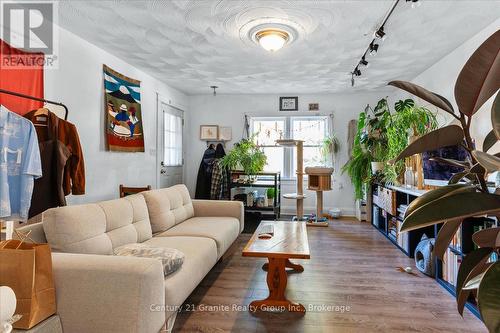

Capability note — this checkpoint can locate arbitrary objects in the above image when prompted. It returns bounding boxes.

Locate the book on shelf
[442,248,462,286]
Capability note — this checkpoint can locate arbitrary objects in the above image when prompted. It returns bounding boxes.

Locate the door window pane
[164,113,182,166]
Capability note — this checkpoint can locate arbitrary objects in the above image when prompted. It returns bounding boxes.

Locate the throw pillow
[114,243,185,276]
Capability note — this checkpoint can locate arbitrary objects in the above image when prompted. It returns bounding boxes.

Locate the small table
[242,221,310,313]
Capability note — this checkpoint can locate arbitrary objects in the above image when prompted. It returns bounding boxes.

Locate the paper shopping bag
[0,238,56,329]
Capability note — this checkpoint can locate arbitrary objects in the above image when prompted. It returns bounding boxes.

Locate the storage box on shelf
[229,171,281,220]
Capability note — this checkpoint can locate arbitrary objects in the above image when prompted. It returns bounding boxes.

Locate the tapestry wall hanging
[103,64,144,152]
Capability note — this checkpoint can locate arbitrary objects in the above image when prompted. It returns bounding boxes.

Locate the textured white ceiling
[58,0,500,95]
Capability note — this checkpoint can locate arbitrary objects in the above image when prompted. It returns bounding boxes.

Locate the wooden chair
[119,184,151,198]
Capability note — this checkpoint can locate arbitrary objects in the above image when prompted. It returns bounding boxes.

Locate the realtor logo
[1,1,59,68]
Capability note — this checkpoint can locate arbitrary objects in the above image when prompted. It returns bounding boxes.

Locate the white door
[158,102,184,188]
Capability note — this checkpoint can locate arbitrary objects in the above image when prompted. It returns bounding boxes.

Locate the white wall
[186,91,391,216]
[394,19,500,154]
[44,26,188,204]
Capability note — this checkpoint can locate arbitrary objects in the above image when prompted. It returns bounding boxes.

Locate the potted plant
[342,111,373,199]
[220,136,267,182]
[389,30,500,332]
[363,98,391,173]
[384,99,438,184]
[266,188,276,207]
[320,134,340,167]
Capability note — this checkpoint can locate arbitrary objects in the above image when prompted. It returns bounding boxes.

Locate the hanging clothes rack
[0,88,68,120]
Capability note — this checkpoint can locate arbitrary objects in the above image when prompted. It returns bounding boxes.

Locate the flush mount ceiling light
[255,29,289,52]
[240,20,302,52]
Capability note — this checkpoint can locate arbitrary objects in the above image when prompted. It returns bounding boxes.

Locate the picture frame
[200,125,219,140]
[309,103,319,111]
[279,96,298,111]
[219,126,232,141]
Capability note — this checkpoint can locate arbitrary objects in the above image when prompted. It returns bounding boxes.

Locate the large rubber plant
[389,30,500,332]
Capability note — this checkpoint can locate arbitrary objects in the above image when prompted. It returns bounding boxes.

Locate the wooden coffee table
[242,221,310,313]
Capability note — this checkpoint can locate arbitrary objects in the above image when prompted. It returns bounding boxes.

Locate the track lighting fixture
[374,27,386,41]
[210,85,218,96]
[350,0,401,88]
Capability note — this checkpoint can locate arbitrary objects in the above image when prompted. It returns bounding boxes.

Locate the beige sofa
[16,184,244,333]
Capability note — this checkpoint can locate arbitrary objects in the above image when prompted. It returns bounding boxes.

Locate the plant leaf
[470,162,486,174]
[455,247,493,315]
[478,262,500,333]
[403,184,475,220]
[483,129,498,152]
[388,80,455,115]
[430,157,468,169]
[402,192,500,232]
[455,30,500,117]
[393,125,464,163]
[472,227,500,248]
[471,150,500,172]
[463,272,486,290]
[434,219,463,259]
[448,172,469,184]
[493,91,500,139]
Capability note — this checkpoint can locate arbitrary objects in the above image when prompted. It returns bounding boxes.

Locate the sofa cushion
[142,185,194,233]
[142,236,218,318]
[156,217,239,259]
[42,194,152,255]
[114,243,185,276]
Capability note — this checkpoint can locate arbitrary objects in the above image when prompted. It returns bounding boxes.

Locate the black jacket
[195,147,216,199]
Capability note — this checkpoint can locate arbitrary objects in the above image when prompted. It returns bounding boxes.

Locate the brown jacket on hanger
[24,109,85,196]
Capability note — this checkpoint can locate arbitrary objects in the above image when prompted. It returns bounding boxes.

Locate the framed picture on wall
[219,126,232,141]
[200,125,219,140]
[279,96,298,111]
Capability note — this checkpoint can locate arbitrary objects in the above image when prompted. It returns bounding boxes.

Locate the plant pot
[267,198,274,207]
[371,162,384,173]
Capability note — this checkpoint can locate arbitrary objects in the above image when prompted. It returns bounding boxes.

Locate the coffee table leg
[251,258,305,313]
[262,259,304,272]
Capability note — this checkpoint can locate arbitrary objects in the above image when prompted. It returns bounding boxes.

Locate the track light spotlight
[360,56,369,67]
[406,0,421,8]
[354,67,361,76]
[374,27,386,41]
[369,41,379,55]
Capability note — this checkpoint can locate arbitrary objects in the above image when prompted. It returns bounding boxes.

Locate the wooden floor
[173,219,486,333]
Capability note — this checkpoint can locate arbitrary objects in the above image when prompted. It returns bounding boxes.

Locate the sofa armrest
[192,200,244,233]
[51,253,165,333]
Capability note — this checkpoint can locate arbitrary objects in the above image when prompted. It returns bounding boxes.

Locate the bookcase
[370,183,498,319]
[370,183,434,257]
[435,217,498,318]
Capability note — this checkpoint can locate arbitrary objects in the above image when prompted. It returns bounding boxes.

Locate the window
[163,111,183,166]
[250,115,329,178]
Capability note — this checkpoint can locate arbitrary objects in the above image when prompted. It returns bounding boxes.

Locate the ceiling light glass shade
[256,29,289,52]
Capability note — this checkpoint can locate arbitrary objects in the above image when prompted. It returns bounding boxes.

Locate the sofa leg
[160,312,177,333]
